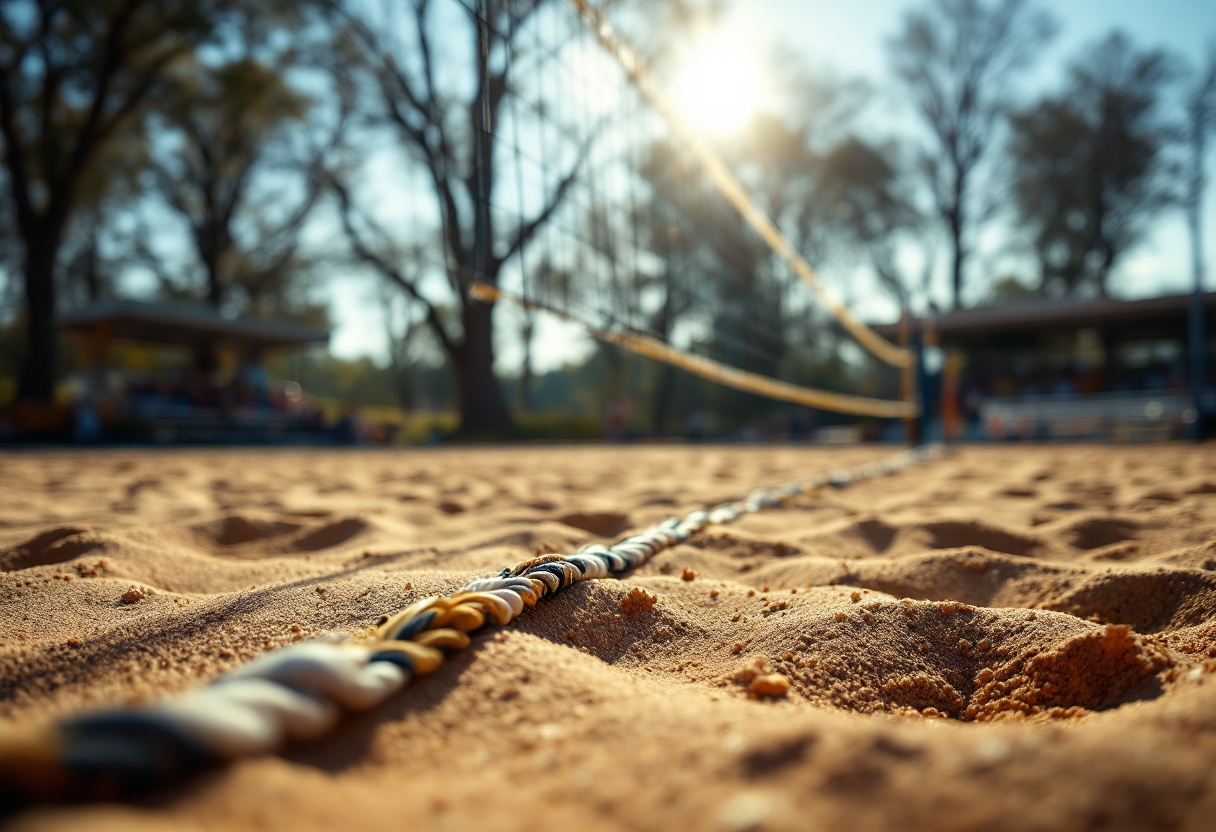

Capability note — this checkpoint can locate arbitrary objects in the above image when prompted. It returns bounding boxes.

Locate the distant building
[47,298,330,443]
[875,292,1216,441]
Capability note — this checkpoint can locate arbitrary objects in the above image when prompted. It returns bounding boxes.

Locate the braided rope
[0,446,941,802]
[472,283,918,419]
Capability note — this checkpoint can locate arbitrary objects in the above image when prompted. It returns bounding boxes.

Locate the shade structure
[58,298,328,352]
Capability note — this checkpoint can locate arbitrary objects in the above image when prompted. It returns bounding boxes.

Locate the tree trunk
[519,315,534,412]
[649,287,676,436]
[1096,245,1115,297]
[205,252,224,307]
[453,298,513,435]
[948,208,964,310]
[1188,122,1209,441]
[84,237,102,302]
[17,235,59,402]
[388,349,415,412]
[650,362,675,436]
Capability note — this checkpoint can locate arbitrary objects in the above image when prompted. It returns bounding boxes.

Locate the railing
[979,389,1213,440]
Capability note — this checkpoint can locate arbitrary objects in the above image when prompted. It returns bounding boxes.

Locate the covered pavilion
[52,298,330,443]
[873,292,1216,441]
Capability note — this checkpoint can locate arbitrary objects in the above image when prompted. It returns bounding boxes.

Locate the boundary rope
[0,445,941,803]
[473,282,918,419]
[562,0,914,370]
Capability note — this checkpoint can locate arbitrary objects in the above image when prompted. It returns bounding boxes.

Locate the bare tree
[0,0,229,401]
[888,0,1055,309]
[55,114,149,309]
[1010,32,1176,297]
[144,35,334,317]
[814,136,922,310]
[327,0,588,435]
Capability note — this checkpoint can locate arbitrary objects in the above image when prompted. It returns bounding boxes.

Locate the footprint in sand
[291,517,369,551]
[851,518,900,554]
[193,515,303,547]
[558,511,631,537]
[193,514,370,555]
[920,520,1042,557]
[1061,516,1139,550]
[1,527,99,571]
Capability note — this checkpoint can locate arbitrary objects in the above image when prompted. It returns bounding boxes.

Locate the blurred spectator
[333,404,367,445]
[686,409,706,442]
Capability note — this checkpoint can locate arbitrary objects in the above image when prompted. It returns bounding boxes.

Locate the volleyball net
[386,0,920,423]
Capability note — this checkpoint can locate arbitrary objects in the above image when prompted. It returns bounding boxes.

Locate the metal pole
[1190,291,1207,442]
[1189,114,1209,442]
[913,323,928,447]
[899,308,915,445]
[472,0,493,288]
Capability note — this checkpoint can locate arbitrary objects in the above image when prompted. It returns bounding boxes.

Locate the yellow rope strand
[472,283,918,419]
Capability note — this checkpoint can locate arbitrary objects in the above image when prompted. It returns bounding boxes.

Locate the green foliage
[513,412,605,441]
[0,0,249,400]
[267,350,452,410]
[988,275,1036,300]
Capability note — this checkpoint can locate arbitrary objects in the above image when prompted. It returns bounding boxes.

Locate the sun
[670,31,766,137]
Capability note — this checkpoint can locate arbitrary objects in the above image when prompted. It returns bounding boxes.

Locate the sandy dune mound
[1041,568,1216,632]
[1,528,98,571]
[512,578,1170,720]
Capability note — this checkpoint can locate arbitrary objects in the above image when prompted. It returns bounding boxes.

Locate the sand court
[3,444,1216,830]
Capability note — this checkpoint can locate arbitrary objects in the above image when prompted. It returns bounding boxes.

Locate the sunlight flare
[671,30,766,136]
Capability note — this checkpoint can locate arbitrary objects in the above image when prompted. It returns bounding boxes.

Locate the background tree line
[0,0,1213,436]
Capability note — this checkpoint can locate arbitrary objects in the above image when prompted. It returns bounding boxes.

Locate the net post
[1189,285,1208,443]
[900,309,916,446]
[472,0,494,293]
[911,319,928,447]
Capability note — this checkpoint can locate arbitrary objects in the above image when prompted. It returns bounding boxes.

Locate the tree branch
[330,171,457,357]
[0,61,35,237]
[496,143,587,268]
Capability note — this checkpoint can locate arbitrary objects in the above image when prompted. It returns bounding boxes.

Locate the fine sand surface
[3,444,1216,830]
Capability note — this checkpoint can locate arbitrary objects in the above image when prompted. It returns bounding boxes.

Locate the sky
[714,0,1216,318]
[318,0,1216,368]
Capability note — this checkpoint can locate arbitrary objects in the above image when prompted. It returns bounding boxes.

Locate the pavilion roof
[58,298,328,351]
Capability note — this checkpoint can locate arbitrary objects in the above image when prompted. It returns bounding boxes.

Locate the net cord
[473,282,919,419]
[563,0,913,370]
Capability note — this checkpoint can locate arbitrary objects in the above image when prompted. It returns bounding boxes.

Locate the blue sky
[322,0,1216,367]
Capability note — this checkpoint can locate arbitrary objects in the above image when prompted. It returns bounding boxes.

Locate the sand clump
[965,623,1169,720]
[2,445,1216,830]
[119,586,145,603]
[618,586,658,616]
